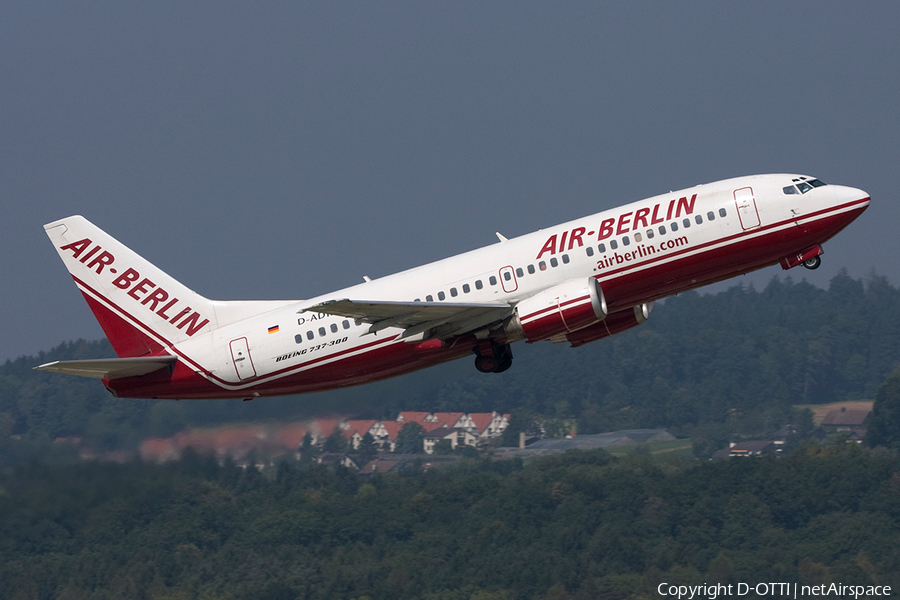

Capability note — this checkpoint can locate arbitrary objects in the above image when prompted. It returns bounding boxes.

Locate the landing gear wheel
[802,256,821,270]
[475,355,499,373]
[474,343,513,374]
[494,353,513,373]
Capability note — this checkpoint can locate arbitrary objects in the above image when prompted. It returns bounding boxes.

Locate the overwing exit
[36,174,869,399]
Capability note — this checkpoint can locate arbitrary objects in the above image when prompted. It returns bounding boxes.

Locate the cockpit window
[788,176,827,194]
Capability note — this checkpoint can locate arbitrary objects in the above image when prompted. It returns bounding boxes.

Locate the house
[397,411,431,424]
[317,453,360,470]
[358,458,404,476]
[307,418,344,444]
[712,440,778,459]
[342,420,377,450]
[369,420,403,452]
[821,406,871,440]
[467,413,496,440]
[429,412,465,429]
[422,427,478,454]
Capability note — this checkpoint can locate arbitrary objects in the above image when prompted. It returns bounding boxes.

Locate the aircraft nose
[838,185,871,207]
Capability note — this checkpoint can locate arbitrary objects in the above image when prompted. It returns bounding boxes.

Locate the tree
[357,432,378,459]
[323,427,349,453]
[395,422,424,454]
[866,369,900,448]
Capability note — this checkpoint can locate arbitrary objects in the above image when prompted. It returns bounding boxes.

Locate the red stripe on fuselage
[94,196,869,399]
[598,199,869,310]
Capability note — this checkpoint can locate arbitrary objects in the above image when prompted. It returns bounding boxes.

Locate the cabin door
[734,187,761,230]
[229,337,257,381]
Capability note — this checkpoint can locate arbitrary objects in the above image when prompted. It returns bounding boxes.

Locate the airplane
[36,174,869,400]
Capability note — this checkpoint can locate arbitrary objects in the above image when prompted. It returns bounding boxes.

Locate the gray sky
[2,2,898,362]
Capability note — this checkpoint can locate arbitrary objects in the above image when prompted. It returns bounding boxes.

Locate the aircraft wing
[34,355,177,380]
[303,299,514,339]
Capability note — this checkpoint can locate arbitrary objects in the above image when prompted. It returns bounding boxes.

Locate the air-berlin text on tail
[59,238,210,337]
[537,194,697,259]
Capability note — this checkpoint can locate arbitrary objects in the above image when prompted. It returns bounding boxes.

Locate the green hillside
[0,443,897,599]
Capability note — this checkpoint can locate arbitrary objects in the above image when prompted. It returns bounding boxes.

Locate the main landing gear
[474,341,513,374]
[802,256,821,270]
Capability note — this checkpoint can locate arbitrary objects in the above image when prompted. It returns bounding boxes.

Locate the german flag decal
[267,325,280,334]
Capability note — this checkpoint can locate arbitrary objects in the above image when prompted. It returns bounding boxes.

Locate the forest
[3,272,900,599]
[1,441,899,599]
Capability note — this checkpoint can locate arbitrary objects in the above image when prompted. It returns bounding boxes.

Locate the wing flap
[34,356,177,380]
[304,299,513,339]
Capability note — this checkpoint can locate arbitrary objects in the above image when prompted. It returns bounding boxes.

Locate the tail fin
[45,216,222,357]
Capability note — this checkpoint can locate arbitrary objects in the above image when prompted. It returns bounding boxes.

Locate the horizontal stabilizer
[34,355,177,380]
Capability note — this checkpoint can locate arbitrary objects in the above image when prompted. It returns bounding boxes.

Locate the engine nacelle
[507,277,608,342]
[565,303,652,347]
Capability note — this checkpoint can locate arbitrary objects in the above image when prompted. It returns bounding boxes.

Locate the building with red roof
[397,411,431,424]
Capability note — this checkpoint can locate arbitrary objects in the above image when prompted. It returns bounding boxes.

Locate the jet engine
[507,277,607,342]
[565,303,652,347]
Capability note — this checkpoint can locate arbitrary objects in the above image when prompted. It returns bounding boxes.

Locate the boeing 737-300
[36,174,869,399]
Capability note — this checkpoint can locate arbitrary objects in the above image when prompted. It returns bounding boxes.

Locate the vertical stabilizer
[44,216,219,357]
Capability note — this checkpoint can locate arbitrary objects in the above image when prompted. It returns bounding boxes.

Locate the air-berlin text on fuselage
[536,194,697,259]
[59,238,210,337]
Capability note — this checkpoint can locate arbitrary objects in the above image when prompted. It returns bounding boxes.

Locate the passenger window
[707,211,715,221]
[646,229,654,239]
[719,208,727,217]
[516,267,524,277]
[343,320,350,329]
[586,246,594,257]
[307,331,314,340]
[527,264,535,274]
[550,257,558,267]
[489,276,498,285]
[295,334,303,344]
[659,225,666,235]
[682,218,690,228]
[539,261,547,271]
[450,287,458,297]
[503,271,512,281]
[695,215,703,225]
[463,283,470,293]
[622,236,630,246]
[671,222,679,232]
[598,243,606,253]
[562,254,570,264]
[331,323,338,333]
[318,327,326,337]
[634,232,642,243]
[426,295,433,302]
[610,240,618,250]
[475,280,483,290]
[438,291,446,300]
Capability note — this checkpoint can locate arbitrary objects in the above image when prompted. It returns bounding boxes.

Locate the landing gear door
[734,187,761,230]
[229,337,257,381]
